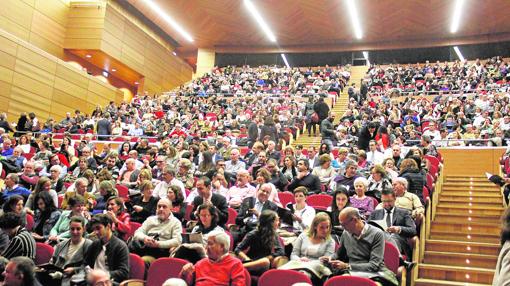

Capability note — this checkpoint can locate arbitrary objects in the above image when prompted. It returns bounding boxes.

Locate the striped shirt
[2,227,36,259]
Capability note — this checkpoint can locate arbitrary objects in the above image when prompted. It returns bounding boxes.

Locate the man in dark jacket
[84,214,129,284]
[357,121,378,151]
[288,159,321,194]
[247,117,259,148]
[191,177,229,227]
[313,98,330,127]
[369,189,417,256]
[321,113,337,150]
[96,113,112,141]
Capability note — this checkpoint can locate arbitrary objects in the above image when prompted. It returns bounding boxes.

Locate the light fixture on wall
[281,54,290,68]
[453,46,465,61]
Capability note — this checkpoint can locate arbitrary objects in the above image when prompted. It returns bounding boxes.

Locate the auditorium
[0,0,508,285]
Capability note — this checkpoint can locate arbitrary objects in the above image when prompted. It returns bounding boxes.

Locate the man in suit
[369,189,417,257]
[191,177,229,227]
[96,113,112,141]
[84,214,129,284]
[235,183,278,239]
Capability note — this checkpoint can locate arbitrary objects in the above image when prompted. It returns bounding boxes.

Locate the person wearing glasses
[153,166,186,201]
[322,207,398,286]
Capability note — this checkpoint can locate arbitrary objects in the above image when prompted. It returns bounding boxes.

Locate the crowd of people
[0,60,490,286]
[362,56,510,96]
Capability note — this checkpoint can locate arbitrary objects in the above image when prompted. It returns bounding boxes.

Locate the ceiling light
[102,71,109,77]
[134,81,139,85]
[453,46,465,61]
[345,0,363,39]
[281,54,290,68]
[244,0,277,42]
[172,51,177,56]
[85,54,92,58]
[111,68,116,72]
[450,0,465,33]
[362,51,370,66]
[143,0,194,42]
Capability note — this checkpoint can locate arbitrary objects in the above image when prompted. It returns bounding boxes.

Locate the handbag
[311,112,320,123]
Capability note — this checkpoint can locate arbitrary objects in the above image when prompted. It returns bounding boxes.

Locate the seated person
[180,230,245,286]
[153,166,186,200]
[167,185,187,222]
[49,195,90,244]
[18,161,39,191]
[25,176,58,216]
[311,154,337,188]
[235,210,287,275]
[191,177,229,227]
[117,158,140,189]
[173,204,224,264]
[31,191,61,242]
[131,198,182,263]
[349,177,375,219]
[285,186,315,233]
[47,216,93,286]
[279,213,335,282]
[105,197,131,241]
[328,187,351,240]
[0,212,36,260]
[1,173,31,203]
[3,256,40,286]
[329,160,360,195]
[84,214,129,284]
[128,180,158,223]
[225,170,256,208]
[92,181,116,215]
[235,183,278,237]
[369,189,417,257]
[287,159,321,194]
[323,207,398,286]
[86,269,113,286]
[384,177,425,220]
[61,178,95,211]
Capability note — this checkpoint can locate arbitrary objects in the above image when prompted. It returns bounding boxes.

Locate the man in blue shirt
[1,173,31,202]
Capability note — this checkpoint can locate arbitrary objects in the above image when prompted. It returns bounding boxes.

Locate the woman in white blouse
[287,186,316,232]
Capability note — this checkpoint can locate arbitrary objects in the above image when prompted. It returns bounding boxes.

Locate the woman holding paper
[287,186,316,232]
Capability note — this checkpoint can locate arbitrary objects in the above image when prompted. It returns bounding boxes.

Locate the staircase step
[430,221,500,236]
[442,185,500,192]
[436,205,504,216]
[425,240,500,256]
[438,197,503,206]
[418,264,494,284]
[434,213,502,224]
[414,278,491,286]
[439,192,502,198]
[423,251,498,268]
[429,231,500,244]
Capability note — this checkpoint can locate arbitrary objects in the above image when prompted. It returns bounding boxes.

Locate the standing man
[96,113,112,141]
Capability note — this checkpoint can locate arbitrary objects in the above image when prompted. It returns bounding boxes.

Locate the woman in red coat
[106,196,131,241]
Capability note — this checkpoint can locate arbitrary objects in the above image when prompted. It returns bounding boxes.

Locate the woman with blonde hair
[279,212,334,282]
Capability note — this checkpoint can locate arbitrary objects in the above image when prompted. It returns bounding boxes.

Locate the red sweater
[195,255,245,286]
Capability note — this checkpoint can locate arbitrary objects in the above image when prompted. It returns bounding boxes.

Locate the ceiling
[126,0,510,66]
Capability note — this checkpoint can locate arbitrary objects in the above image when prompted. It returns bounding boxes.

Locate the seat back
[324,275,378,286]
[384,241,400,274]
[35,242,54,265]
[146,257,188,286]
[127,221,142,240]
[307,194,333,209]
[115,184,129,200]
[26,213,34,231]
[227,208,238,226]
[258,269,312,286]
[422,186,430,202]
[278,191,295,207]
[129,253,145,280]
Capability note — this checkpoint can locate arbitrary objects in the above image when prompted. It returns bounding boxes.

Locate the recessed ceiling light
[134,82,139,85]
[172,52,177,56]
[280,54,290,68]
[111,68,116,72]
[85,54,92,58]
[143,0,194,42]
[244,0,277,42]
[345,0,363,39]
[450,0,465,33]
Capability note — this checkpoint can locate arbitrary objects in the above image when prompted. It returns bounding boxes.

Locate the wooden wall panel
[0,0,68,58]
[0,30,123,123]
[439,148,505,176]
